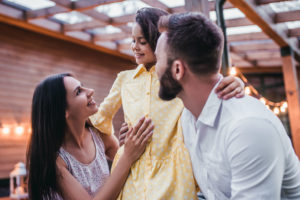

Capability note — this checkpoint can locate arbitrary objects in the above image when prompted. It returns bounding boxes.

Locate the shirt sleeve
[89,72,123,135]
[225,118,289,199]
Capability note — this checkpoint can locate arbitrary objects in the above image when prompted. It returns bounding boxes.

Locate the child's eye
[76,88,81,96]
[140,41,147,45]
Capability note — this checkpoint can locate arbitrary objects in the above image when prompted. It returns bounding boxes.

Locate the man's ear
[171,60,185,81]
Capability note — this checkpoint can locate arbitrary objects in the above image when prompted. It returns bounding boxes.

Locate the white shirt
[181,78,300,200]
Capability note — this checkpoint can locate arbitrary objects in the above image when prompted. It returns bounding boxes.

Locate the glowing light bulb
[273,107,280,115]
[282,102,288,108]
[229,67,237,76]
[260,98,266,105]
[2,127,10,135]
[280,105,287,113]
[245,87,251,95]
[15,126,24,135]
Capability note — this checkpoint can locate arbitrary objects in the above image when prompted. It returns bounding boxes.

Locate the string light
[2,127,10,135]
[273,107,280,115]
[15,126,24,135]
[229,67,237,76]
[260,98,266,105]
[229,66,288,116]
[245,86,251,95]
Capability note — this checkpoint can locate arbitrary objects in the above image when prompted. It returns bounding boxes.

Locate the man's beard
[158,63,183,101]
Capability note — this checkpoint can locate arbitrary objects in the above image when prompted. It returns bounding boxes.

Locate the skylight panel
[210,8,245,21]
[52,11,92,24]
[3,0,55,10]
[88,25,122,35]
[286,21,300,29]
[95,0,151,18]
[157,0,185,7]
[269,0,300,13]
[227,25,261,35]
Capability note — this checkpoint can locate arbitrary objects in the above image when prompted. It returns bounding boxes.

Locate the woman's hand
[123,116,154,164]
[215,76,245,100]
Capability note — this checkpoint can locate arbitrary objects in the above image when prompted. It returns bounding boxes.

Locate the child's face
[131,23,156,66]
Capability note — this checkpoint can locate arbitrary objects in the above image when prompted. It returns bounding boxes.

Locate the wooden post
[281,46,300,158]
[184,0,210,18]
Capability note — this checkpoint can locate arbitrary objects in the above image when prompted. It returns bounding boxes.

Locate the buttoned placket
[143,71,152,200]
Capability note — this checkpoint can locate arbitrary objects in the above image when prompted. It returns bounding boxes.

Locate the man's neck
[179,73,220,119]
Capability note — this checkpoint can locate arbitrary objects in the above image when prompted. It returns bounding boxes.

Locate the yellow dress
[90,64,197,200]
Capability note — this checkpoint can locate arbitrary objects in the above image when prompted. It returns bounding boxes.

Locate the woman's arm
[57,117,154,200]
[215,76,245,100]
[100,133,119,161]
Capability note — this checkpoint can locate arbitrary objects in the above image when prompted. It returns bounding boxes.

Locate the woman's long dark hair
[135,7,169,51]
[27,73,71,200]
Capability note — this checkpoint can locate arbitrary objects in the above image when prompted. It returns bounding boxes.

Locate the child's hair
[135,7,169,51]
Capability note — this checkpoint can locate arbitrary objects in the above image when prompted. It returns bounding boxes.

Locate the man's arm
[226,118,287,199]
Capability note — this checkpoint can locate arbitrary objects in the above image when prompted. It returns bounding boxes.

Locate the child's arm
[89,72,124,135]
[215,76,244,100]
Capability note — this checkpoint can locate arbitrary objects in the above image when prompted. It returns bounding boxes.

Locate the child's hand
[215,76,244,100]
[118,122,128,146]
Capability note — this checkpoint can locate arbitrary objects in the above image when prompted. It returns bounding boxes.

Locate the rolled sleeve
[90,72,123,135]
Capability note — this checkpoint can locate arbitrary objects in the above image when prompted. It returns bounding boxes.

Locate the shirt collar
[197,74,224,127]
[132,64,156,79]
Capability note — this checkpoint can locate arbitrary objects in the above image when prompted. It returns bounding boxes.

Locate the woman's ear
[172,60,185,81]
[65,110,69,119]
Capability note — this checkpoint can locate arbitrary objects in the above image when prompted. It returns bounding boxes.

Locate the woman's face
[131,23,156,66]
[64,76,98,120]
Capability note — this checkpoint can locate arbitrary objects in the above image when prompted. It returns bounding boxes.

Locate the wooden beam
[228,32,269,42]
[275,10,300,23]
[258,0,291,5]
[230,40,278,52]
[228,0,300,62]
[93,32,129,42]
[281,46,300,158]
[0,13,133,61]
[111,14,135,26]
[289,27,300,38]
[245,50,280,60]
[74,0,123,10]
[185,0,210,17]
[225,17,253,27]
[63,20,106,32]
[0,3,23,19]
[238,66,283,74]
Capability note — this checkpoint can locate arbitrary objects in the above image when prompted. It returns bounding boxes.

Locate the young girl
[27,73,153,200]
[90,8,244,200]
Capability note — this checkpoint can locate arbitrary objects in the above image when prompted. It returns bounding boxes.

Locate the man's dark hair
[158,12,224,75]
[135,7,169,51]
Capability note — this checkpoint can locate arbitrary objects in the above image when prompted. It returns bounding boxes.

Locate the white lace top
[56,128,110,199]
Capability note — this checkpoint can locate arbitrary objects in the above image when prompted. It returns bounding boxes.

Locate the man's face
[155,33,182,101]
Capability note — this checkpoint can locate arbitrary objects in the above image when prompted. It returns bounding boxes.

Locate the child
[90,7,244,200]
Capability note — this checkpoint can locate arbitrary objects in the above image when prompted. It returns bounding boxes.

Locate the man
[155,12,300,199]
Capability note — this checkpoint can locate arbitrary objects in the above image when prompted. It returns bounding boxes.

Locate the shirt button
[146,92,150,95]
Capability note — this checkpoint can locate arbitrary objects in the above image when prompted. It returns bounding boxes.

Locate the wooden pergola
[0,0,299,157]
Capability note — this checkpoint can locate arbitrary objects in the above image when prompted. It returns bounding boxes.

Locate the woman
[90,7,245,200]
[27,73,153,200]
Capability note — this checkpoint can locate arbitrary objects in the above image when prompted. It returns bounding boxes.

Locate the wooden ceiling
[0,0,299,73]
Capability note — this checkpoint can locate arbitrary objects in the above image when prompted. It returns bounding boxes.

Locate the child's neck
[144,62,155,71]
